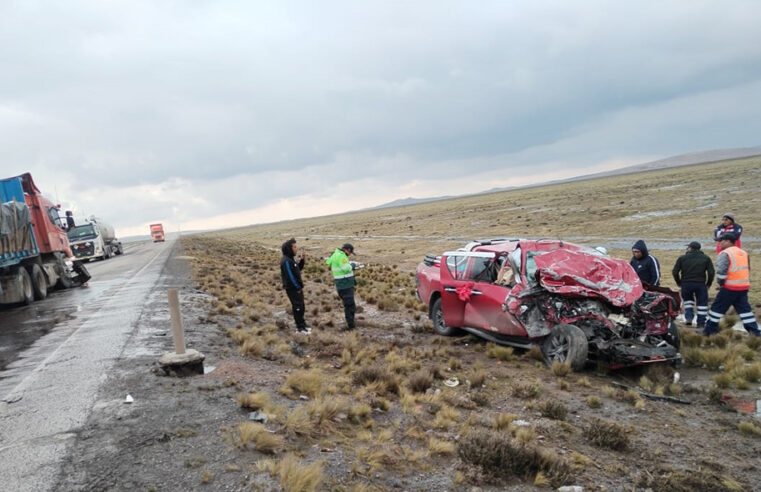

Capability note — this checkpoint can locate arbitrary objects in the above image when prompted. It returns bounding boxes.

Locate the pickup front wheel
[542,323,588,371]
[431,298,461,336]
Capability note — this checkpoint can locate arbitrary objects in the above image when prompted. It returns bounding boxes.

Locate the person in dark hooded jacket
[630,239,661,286]
[280,238,310,334]
[672,241,714,327]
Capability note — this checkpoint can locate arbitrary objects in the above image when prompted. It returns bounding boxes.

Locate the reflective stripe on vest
[326,249,354,279]
[725,246,750,289]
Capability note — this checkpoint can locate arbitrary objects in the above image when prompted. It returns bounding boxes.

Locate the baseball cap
[718,232,737,242]
[687,241,701,250]
[342,243,355,254]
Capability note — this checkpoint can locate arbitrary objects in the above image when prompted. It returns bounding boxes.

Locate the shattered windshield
[524,251,547,287]
[67,224,96,241]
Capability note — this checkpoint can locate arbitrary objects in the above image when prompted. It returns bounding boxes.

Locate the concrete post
[168,288,186,355]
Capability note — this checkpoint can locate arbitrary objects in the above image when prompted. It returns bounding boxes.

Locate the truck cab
[150,223,165,242]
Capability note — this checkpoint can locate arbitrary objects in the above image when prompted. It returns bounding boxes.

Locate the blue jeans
[704,288,760,336]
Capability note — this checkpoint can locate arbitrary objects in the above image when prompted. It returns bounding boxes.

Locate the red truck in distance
[415,238,681,370]
[150,223,165,242]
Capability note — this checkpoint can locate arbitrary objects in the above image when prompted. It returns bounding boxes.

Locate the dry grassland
[181,157,761,490]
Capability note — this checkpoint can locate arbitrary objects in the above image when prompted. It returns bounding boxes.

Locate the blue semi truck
[0,173,89,305]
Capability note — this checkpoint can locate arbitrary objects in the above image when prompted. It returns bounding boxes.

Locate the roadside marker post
[157,288,205,377]
[168,288,186,354]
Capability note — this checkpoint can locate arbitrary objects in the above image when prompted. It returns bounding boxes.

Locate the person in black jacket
[672,241,715,327]
[630,239,661,286]
[280,238,310,334]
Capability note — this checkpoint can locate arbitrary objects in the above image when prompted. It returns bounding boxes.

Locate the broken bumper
[594,338,680,369]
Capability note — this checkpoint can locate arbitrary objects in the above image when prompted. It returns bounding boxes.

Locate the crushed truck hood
[532,249,643,307]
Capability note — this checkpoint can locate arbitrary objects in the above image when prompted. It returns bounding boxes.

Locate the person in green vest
[326,243,357,330]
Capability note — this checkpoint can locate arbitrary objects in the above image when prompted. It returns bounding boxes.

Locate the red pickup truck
[415,238,681,370]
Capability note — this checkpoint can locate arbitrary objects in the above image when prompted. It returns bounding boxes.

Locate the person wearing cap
[703,233,759,336]
[326,243,358,330]
[713,213,742,253]
[630,239,661,286]
[672,241,714,327]
[280,238,310,334]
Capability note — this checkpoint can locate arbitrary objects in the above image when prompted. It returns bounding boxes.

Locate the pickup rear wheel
[431,298,461,336]
[542,323,588,371]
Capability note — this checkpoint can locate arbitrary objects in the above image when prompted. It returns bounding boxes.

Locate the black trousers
[338,287,356,329]
[285,289,306,329]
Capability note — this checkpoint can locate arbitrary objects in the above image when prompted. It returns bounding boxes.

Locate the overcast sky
[2,1,760,237]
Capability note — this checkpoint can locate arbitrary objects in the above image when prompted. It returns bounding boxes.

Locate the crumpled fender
[533,249,643,307]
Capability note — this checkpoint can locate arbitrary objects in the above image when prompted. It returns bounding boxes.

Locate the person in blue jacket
[630,239,661,286]
[280,238,310,334]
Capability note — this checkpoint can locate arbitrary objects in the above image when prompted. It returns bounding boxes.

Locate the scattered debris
[720,394,761,416]
[248,411,274,423]
[513,420,530,427]
[124,394,134,404]
[557,487,584,492]
[203,365,216,375]
[299,394,310,401]
[611,381,691,405]
[444,377,459,387]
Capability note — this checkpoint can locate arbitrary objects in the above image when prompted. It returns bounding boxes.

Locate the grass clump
[737,420,761,436]
[511,381,542,399]
[237,422,283,454]
[236,391,271,410]
[428,437,456,455]
[539,400,567,420]
[280,369,325,398]
[583,418,630,451]
[457,429,572,487]
[550,360,571,377]
[487,344,515,362]
[260,454,324,492]
[492,412,518,430]
[352,365,400,396]
[586,396,602,408]
[407,370,433,393]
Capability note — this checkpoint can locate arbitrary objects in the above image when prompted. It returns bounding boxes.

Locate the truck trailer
[0,173,90,305]
[68,216,123,261]
[150,223,165,242]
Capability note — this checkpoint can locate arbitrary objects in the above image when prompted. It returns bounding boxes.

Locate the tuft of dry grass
[586,396,602,408]
[458,429,572,487]
[428,437,456,455]
[237,422,284,453]
[583,418,630,451]
[433,405,461,430]
[281,369,325,398]
[487,344,515,362]
[407,370,433,393]
[511,381,542,399]
[737,420,761,436]
[539,400,567,420]
[237,391,271,410]
[468,369,486,388]
[285,406,314,437]
[492,412,518,430]
[550,360,571,377]
[263,454,324,492]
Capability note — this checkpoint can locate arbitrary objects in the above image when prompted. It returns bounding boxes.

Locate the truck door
[439,251,494,328]
[440,251,524,335]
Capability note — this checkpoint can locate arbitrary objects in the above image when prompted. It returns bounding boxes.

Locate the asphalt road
[0,238,177,491]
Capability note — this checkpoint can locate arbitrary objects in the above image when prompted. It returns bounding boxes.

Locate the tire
[28,263,48,300]
[542,323,588,371]
[55,256,74,289]
[17,267,34,305]
[666,321,681,350]
[431,298,461,336]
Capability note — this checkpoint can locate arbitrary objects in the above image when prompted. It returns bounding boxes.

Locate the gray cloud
[1,1,760,235]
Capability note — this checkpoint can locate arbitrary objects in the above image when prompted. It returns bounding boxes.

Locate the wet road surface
[0,237,178,491]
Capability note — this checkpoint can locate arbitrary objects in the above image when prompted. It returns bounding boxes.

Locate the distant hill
[367,146,761,210]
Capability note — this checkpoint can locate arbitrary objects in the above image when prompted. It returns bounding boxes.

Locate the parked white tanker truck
[67,216,123,261]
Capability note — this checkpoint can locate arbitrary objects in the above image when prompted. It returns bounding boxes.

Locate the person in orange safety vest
[703,232,759,336]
